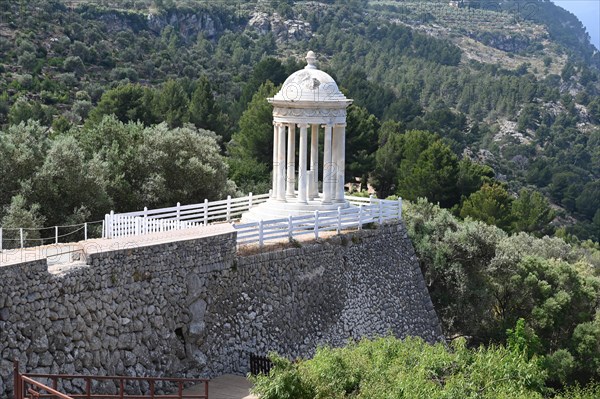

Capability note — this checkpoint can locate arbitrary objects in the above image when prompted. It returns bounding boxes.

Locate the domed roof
[269,51,351,105]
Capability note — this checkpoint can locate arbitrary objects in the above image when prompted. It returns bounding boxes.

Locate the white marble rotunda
[241,51,354,222]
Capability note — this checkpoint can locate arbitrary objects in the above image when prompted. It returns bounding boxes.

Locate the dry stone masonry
[0,222,442,397]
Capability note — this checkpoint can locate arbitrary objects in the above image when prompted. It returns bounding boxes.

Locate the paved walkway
[0,223,235,269]
[184,375,257,399]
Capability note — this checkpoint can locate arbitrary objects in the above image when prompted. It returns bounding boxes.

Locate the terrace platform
[184,375,257,399]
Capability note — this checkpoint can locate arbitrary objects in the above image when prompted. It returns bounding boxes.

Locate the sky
[552,0,600,50]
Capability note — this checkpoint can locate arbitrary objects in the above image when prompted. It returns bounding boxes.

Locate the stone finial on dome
[305,51,317,69]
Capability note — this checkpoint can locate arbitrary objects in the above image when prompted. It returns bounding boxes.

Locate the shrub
[251,337,547,399]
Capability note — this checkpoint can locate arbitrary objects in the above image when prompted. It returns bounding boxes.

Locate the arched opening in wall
[175,327,186,345]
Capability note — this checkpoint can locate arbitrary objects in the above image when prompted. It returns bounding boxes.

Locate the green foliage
[0,195,45,249]
[460,183,514,230]
[345,105,380,181]
[8,99,55,126]
[456,159,495,199]
[0,0,597,242]
[25,135,111,226]
[87,83,157,126]
[188,76,217,132]
[229,80,278,180]
[251,353,313,399]
[511,188,555,235]
[399,140,460,208]
[405,199,600,384]
[136,123,236,206]
[154,80,189,128]
[507,318,542,360]
[236,57,287,120]
[0,115,236,228]
[556,384,600,399]
[251,336,547,399]
[372,121,404,198]
[63,55,85,77]
[0,121,50,212]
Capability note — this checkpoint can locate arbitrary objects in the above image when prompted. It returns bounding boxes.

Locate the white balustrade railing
[103,193,402,247]
[103,193,270,238]
[235,196,402,247]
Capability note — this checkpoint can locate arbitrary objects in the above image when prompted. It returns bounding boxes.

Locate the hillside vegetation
[1,0,598,241]
[1,0,600,393]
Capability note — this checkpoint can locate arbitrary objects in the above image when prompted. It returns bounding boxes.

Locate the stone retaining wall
[0,223,442,397]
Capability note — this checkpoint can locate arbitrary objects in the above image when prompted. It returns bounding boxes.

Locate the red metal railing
[13,360,209,399]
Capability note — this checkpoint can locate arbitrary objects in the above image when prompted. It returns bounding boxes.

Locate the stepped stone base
[241,197,351,222]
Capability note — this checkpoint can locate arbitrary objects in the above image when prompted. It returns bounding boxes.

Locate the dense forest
[1,0,600,391]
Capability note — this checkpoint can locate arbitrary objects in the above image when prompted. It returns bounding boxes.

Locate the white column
[277,123,286,201]
[272,123,278,198]
[310,124,319,199]
[322,124,333,204]
[286,123,296,197]
[298,124,308,203]
[331,127,340,202]
[335,124,346,202]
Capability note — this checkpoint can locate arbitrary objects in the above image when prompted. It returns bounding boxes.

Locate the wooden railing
[13,360,208,399]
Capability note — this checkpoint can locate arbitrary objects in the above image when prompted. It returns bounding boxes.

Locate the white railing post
[135,217,141,235]
[259,220,264,247]
[110,210,114,239]
[337,207,341,234]
[204,199,209,226]
[369,194,374,204]
[143,206,148,234]
[249,192,253,209]
[358,205,363,230]
[176,202,181,220]
[226,195,232,221]
[378,201,383,224]
[398,198,402,220]
[0,227,3,252]
[20,228,24,249]
[55,226,58,244]
[288,215,293,241]
[84,223,88,240]
[314,210,319,239]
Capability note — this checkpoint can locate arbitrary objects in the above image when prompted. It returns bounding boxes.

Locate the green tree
[576,181,600,220]
[1,195,45,249]
[155,80,189,128]
[18,51,37,72]
[27,135,111,226]
[345,105,380,185]
[229,81,278,169]
[63,55,85,77]
[372,121,404,198]
[87,84,157,126]
[138,124,236,206]
[0,121,49,213]
[75,115,148,212]
[236,57,287,119]
[188,76,216,131]
[8,99,54,126]
[456,159,495,199]
[460,183,514,230]
[511,188,555,235]
[398,140,460,208]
